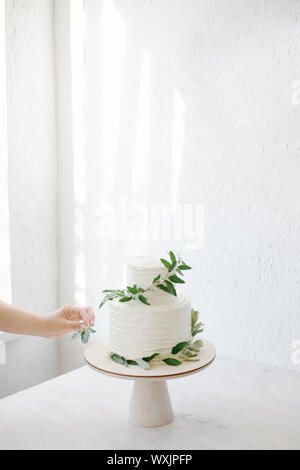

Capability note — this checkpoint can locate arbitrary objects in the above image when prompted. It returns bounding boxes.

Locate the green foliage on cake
[110,353,160,370]
[99,251,191,310]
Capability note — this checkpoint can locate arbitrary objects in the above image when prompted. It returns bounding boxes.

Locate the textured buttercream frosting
[127,256,168,289]
[108,256,191,360]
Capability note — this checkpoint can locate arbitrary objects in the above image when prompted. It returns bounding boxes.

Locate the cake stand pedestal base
[84,339,216,428]
[129,380,174,427]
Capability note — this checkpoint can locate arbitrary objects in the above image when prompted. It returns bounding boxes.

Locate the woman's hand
[42,305,95,339]
[0,301,95,339]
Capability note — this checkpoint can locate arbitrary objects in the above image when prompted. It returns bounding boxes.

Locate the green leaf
[165,281,177,297]
[111,354,128,367]
[192,329,202,337]
[137,359,150,370]
[163,358,182,366]
[160,258,172,271]
[127,286,138,295]
[169,251,177,266]
[172,342,188,355]
[179,352,197,360]
[157,284,171,294]
[169,275,185,284]
[138,295,151,306]
[137,287,145,293]
[127,360,138,366]
[81,329,90,344]
[191,309,199,326]
[192,339,203,349]
[119,296,133,303]
[185,351,198,358]
[178,264,192,270]
[99,298,108,309]
[111,354,123,365]
[152,274,161,284]
[143,353,159,363]
[178,354,188,361]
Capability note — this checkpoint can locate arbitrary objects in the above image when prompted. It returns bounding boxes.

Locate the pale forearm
[0,301,95,339]
[0,301,46,336]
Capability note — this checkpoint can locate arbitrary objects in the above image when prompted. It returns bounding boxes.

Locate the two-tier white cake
[108,256,191,360]
[79,251,205,368]
[72,251,203,368]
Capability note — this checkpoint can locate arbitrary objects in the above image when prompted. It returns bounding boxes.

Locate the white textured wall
[0,0,11,304]
[0,0,59,398]
[82,0,300,372]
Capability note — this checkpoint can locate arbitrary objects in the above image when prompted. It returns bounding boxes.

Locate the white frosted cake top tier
[127,256,168,288]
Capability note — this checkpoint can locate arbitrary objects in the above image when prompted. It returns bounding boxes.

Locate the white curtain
[67,0,196,319]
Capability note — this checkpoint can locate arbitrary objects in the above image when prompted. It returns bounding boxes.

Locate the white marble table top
[0,356,300,450]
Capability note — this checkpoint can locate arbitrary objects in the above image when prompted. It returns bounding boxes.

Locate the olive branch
[72,251,192,345]
[71,326,96,344]
[99,251,191,310]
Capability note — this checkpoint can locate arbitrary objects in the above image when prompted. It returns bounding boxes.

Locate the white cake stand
[84,339,216,428]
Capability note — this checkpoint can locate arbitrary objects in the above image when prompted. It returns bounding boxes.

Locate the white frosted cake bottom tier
[108,293,191,360]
